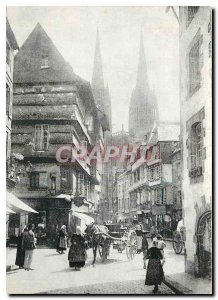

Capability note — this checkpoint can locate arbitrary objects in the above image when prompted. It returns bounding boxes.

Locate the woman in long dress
[56,225,67,254]
[145,240,164,293]
[68,226,87,270]
[15,226,28,269]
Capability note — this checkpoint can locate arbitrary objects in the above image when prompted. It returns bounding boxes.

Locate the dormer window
[41,55,49,69]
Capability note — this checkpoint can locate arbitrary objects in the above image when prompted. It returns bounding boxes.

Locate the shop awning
[71,210,94,225]
[7,191,38,214]
[6,206,16,214]
[56,194,71,202]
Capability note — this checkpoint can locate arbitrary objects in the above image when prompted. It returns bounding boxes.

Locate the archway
[196,211,212,278]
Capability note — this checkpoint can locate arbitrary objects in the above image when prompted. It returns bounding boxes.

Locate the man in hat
[142,230,149,269]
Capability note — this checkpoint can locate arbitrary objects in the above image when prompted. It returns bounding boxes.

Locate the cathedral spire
[136,30,148,91]
[104,82,112,130]
[92,29,104,92]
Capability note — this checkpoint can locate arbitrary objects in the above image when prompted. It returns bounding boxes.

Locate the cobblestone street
[7,242,184,294]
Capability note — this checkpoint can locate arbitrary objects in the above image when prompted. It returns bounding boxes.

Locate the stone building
[179,7,212,278]
[10,23,105,245]
[91,30,113,222]
[129,31,158,143]
[6,18,19,187]
[117,171,130,222]
[146,122,180,236]
[171,142,182,231]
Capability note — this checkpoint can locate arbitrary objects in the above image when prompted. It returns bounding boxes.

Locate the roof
[6,18,19,50]
[148,122,180,143]
[157,123,180,142]
[14,23,84,84]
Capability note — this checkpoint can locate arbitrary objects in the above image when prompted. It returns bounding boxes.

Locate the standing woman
[68,226,87,271]
[145,240,164,293]
[57,225,67,254]
[15,226,28,269]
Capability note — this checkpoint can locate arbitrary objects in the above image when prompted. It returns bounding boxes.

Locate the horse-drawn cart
[172,230,185,254]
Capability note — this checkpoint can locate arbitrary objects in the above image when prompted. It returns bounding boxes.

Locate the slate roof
[6,18,19,50]
[14,23,83,84]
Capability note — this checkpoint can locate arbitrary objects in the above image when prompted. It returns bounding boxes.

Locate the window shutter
[39,172,47,188]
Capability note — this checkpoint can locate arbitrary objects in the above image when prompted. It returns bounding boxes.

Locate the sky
[7,6,180,133]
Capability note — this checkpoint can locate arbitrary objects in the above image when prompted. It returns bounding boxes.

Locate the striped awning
[7,191,38,214]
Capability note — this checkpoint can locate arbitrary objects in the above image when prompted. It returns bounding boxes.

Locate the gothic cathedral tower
[91,30,113,222]
[129,31,158,143]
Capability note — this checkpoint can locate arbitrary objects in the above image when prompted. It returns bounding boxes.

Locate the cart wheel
[126,230,137,260]
[173,231,183,254]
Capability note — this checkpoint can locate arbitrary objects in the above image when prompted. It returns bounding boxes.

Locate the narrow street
[7,241,184,294]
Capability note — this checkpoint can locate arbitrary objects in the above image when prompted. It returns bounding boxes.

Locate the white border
[1,1,217,300]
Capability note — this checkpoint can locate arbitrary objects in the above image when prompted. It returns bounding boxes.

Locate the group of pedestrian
[15,224,36,271]
[142,228,167,294]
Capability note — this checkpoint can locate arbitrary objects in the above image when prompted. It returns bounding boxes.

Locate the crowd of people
[14,221,167,293]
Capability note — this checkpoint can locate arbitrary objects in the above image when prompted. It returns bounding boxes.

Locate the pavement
[6,241,212,295]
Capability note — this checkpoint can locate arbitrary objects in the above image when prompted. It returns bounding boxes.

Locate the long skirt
[15,247,25,268]
[145,259,164,286]
[69,261,85,268]
[57,237,67,251]
[68,245,87,268]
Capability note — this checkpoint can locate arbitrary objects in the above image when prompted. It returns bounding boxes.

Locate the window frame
[34,124,50,151]
[189,38,201,96]
[29,171,48,190]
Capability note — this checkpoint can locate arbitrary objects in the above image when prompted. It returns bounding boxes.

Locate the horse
[84,223,111,266]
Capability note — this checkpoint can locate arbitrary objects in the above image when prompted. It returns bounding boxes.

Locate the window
[41,55,49,69]
[6,84,12,117]
[30,172,47,189]
[6,42,10,66]
[189,39,201,96]
[150,168,154,181]
[60,166,72,190]
[187,7,199,26]
[35,125,49,151]
[149,165,161,182]
[190,122,203,170]
[77,173,84,195]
